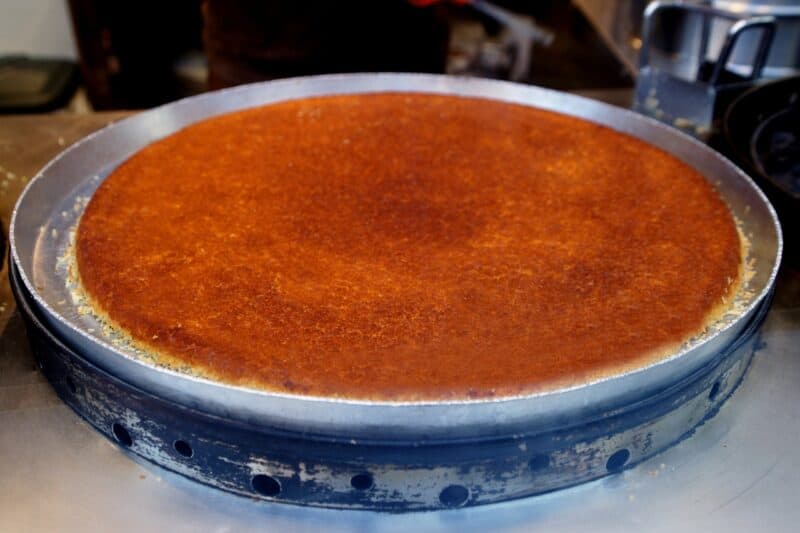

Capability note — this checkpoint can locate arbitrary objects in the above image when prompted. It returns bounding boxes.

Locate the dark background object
[64,0,633,110]
[517,2,633,90]
[67,0,204,109]
[203,0,449,89]
[0,56,79,113]
[752,105,800,198]
[722,75,800,265]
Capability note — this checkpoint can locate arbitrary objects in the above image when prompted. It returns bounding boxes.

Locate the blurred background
[1,1,798,258]
[0,0,643,113]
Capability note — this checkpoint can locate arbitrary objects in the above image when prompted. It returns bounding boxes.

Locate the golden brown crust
[75,93,742,400]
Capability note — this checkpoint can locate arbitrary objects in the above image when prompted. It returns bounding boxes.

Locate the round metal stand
[10,261,771,511]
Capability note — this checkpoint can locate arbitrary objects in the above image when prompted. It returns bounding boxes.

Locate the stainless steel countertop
[1,109,798,532]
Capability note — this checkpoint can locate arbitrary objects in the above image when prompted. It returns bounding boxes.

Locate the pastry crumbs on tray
[72,93,744,401]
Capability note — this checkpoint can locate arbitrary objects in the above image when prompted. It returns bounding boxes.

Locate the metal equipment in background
[721,75,800,264]
[634,2,778,139]
[576,0,800,139]
[466,0,555,81]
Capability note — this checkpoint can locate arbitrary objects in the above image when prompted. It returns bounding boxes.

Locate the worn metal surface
[1,270,798,529]
[8,73,782,440]
[8,260,771,509]
[1,107,799,530]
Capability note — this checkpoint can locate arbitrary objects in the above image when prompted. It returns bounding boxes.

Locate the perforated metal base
[10,262,770,511]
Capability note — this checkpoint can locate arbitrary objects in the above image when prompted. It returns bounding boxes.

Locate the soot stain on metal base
[10,262,771,511]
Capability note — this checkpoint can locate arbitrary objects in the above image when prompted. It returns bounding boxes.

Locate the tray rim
[8,72,784,438]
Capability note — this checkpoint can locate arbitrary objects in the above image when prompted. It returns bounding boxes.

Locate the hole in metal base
[173,439,193,458]
[709,381,722,401]
[439,484,469,507]
[252,474,281,497]
[529,454,550,472]
[606,449,630,473]
[351,473,374,491]
[112,423,132,447]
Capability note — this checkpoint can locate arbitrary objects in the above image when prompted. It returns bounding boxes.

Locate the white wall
[0,0,78,59]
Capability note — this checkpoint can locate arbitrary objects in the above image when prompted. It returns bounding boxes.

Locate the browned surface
[75,94,741,400]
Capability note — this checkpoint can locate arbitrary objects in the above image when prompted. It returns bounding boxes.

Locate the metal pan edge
[9,73,783,439]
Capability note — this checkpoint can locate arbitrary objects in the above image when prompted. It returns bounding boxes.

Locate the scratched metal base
[9,261,772,511]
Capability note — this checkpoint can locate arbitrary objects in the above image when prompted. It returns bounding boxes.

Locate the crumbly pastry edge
[60,215,753,402]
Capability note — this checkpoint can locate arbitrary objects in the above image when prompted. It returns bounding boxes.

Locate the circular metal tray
[9,259,773,510]
[8,73,782,440]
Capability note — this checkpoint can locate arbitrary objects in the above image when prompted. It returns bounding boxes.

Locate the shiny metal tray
[8,73,782,439]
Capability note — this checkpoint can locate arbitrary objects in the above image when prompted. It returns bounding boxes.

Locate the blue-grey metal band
[10,261,771,511]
